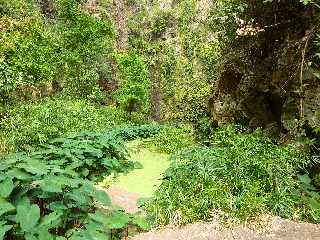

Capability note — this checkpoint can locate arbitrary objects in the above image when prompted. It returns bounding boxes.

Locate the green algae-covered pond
[112,142,171,197]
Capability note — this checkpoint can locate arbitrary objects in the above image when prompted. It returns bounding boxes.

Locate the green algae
[112,142,170,197]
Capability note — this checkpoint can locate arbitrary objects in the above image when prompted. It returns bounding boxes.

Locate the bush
[0,0,114,102]
[144,125,319,225]
[113,52,150,115]
[0,126,158,239]
[0,98,126,154]
[143,125,195,154]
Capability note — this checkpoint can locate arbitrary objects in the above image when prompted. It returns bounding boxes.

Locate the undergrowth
[144,125,320,226]
[142,124,195,154]
[0,98,143,154]
[0,124,162,239]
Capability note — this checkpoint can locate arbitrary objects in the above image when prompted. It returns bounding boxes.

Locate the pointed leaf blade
[16,204,40,232]
[0,178,14,198]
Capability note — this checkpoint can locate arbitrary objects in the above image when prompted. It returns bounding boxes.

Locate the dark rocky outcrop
[209,1,319,137]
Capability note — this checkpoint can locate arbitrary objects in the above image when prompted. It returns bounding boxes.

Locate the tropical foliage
[0,98,127,154]
[0,124,162,239]
[0,0,114,102]
[145,126,320,225]
[0,0,319,238]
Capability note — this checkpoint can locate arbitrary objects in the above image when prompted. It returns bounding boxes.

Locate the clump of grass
[142,124,195,154]
[144,125,318,226]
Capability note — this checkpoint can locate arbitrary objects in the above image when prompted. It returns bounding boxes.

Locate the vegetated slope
[144,126,320,226]
[0,0,319,239]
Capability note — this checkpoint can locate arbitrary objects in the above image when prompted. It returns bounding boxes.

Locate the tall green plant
[0,0,115,103]
[145,126,318,225]
[113,53,150,114]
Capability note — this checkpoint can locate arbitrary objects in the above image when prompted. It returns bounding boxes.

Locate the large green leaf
[48,202,68,211]
[0,198,15,216]
[66,189,90,206]
[94,190,112,206]
[0,174,6,181]
[82,231,109,240]
[79,182,95,195]
[38,176,63,193]
[6,168,32,180]
[25,234,38,240]
[0,221,12,240]
[132,215,150,231]
[70,229,109,240]
[106,211,130,229]
[0,153,26,171]
[0,163,10,172]
[39,211,62,229]
[89,211,108,224]
[0,178,14,198]
[16,204,40,232]
[17,160,49,175]
[85,222,109,234]
[37,228,55,240]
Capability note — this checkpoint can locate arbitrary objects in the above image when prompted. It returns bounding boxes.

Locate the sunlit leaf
[16,204,40,232]
[0,178,14,198]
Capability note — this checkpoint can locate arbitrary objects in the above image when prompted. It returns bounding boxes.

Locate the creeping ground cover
[0,124,163,239]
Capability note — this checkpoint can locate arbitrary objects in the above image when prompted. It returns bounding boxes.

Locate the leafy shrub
[0,0,114,102]
[106,124,164,142]
[297,174,320,223]
[144,125,318,225]
[31,133,133,182]
[143,125,195,154]
[0,151,115,239]
[113,52,150,115]
[0,126,158,239]
[30,124,164,182]
[0,98,127,154]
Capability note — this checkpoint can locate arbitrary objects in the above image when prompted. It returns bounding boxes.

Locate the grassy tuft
[144,125,319,225]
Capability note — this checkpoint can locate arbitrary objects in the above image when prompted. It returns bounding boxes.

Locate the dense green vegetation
[0,125,162,239]
[145,126,320,225]
[0,98,129,154]
[142,124,195,154]
[0,0,319,239]
[0,0,114,102]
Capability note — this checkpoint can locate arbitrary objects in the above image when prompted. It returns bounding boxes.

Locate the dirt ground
[129,218,320,240]
[106,186,143,213]
[107,186,320,240]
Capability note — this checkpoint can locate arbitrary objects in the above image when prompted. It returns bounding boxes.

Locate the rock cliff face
[209,1,319,137]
